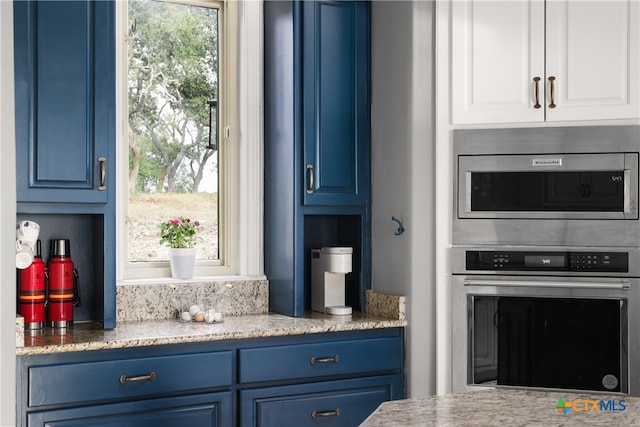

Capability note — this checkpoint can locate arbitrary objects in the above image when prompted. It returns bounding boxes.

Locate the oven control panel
[466,251,629,272]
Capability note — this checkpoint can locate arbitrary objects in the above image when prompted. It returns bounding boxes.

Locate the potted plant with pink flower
[159,217,201,279]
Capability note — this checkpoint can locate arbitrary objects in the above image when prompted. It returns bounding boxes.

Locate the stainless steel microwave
[453,126,640,247]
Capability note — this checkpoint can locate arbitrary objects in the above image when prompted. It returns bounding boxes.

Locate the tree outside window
[127,0,220,264]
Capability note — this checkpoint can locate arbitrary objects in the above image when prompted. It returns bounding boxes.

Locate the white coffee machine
[311,247,353,315]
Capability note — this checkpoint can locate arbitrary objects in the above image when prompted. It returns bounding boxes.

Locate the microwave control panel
[466,251,629,272]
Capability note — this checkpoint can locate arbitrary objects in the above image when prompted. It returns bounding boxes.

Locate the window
[118,0,243,280]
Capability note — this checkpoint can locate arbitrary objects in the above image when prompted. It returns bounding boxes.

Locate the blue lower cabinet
[239,375,402,427]
[26,392,233,427]
[238,336,402,383]
[28,351,233,407]
[18,330,404,427]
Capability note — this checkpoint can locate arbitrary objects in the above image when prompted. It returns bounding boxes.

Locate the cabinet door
[546,1,640,121]
[239,375,402,427]
[26,392,233,427]
[303,0,369,206]
[14,0,114,204]
[451,0,545,124]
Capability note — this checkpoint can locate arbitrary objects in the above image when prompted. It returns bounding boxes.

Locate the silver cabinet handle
[306,164,314,194]
[311,408,340,419]
[548,76,556,108]
[310,355,339,365]
[119,371,156,384]
[533,77,541,109]
[463,279,629,290]
[97,156,107,191]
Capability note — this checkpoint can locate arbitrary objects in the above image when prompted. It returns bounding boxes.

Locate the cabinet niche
[16,214,106,325]
[304,215,363,312]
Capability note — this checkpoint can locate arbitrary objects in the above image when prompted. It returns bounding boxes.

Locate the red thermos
[47,239,80,328]
[18,240,46,329]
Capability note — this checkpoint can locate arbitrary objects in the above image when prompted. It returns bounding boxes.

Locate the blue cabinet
[13,0,116,328]
[26,393,233,427]
[17,342,235,427]
[238,329,404,427]
[14,0,115,205]
[238,336,402,383]
[239,376,401,427]
[17,329,404,427]
[264,0,371,317]
[302,1,369,206]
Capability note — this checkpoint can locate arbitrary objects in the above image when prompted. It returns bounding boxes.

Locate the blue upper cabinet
[14,0,115,204]
[265,0,371,317]
[302,0,369,206]
[14,0,117,329]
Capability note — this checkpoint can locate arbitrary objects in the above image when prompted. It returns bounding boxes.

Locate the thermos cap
[51,239,71,257]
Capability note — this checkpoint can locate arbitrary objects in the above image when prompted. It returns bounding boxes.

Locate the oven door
[452,275,640,395]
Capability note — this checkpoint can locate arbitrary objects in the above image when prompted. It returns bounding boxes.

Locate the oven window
[470,171,624,212]
[472,296,623,392]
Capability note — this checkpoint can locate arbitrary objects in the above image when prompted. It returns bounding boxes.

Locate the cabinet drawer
[27,391,233,427]
[238,337,401,383]
[239,375,401,427]
[28,351,232,407]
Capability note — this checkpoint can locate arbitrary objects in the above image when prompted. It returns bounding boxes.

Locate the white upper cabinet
[546,1,639,121]
[451,1,545,124]
[452,1,640,124]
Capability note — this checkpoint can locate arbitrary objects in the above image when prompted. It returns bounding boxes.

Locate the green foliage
[128,0,218,193]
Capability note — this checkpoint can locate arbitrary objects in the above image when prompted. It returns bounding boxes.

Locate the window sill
[117,274,267,286]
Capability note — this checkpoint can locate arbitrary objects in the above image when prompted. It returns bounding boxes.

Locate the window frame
[116,0,264,282]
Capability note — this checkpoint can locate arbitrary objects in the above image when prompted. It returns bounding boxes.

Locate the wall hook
[391,216,405,236]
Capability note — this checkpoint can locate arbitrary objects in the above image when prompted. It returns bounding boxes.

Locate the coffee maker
[311,247,352,315]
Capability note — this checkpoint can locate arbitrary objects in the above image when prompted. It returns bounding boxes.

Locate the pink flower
[159,216,202,249]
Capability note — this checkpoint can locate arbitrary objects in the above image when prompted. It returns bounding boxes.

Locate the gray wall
[1,1,17,424]
[371,1,436,397]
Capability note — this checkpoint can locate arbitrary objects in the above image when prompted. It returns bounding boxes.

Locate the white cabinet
[452,0,640,124]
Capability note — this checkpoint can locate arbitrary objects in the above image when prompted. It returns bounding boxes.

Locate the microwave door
[457,153,638,220]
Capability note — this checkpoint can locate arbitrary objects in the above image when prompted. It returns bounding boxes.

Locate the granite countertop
[17,311,407,356]
[361,388,638,426]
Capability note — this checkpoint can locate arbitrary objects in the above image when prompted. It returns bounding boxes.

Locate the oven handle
[463,279,630,290]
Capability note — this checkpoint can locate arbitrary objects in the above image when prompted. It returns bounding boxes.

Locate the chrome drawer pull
[119,371,156,384]
[310,355,339,365]
[311,408,340,419]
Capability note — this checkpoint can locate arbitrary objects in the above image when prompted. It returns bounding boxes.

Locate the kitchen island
[361,388,639,426]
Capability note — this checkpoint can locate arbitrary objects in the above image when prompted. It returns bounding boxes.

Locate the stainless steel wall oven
[452,126,640,396]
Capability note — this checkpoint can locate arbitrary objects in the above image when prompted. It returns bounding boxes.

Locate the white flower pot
[169,247,196,279]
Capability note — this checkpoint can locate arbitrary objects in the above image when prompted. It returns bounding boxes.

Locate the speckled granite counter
[361,388,639,426]
[17,311,406,356]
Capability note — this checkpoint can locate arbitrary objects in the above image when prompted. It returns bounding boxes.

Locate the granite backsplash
[116,280,405,323]
[116,279,269,322]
